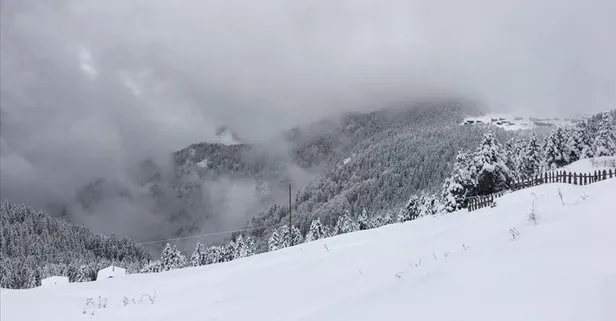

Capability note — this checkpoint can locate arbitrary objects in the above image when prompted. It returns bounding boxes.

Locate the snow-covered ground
[3,180,616,321]
[461,113,585,131]
[562,156,616,172]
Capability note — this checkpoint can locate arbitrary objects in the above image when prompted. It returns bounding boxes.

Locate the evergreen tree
[205,246,223,264]
[473,132,513,195]
[519,133,542,179]
[290,226,303,246]
[334,212,359,235]
[504,138,524,180]
[268,229,281,251]
[564,127,583,163]
[190,242,207,267]
[159,243,186,271]
[441,151,475,212]
[231,235,255,259]
[357,209,370,230]
[305,218,328,241]
[543,127,570,169]
[594,112,616,156]
[399,194,421,222]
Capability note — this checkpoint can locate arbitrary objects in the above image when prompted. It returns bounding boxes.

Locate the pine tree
[290,226,303,246]
[305,218,327,241]
[205,246,223,264]
[564,126,583,163]
[334,212,359,235]
[543,127,570,169]
[357,209,370,230]
[399,194,421,222]
[441,151,475,212]
[473,132,514,195]
[519,133,542,179]
[594,112,616,156]
[504,138,524,180]
[159,243,186,271]
[232,235,255,259]
[190,242,207,267]
[268,229,281,251]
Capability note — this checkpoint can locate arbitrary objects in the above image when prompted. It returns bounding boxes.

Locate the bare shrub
[509,227,520,241]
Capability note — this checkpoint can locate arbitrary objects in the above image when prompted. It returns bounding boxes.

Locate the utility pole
[288,184,292,246]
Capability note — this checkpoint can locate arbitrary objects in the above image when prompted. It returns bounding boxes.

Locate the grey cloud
[1,0,615,235]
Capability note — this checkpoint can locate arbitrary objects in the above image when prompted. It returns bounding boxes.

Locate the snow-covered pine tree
[159,243,187,271]
[357,209,370,230]
[290,226,303,246]
[268,229,281,251]
[140,260,162,273]
[504,138,524,181]
[221,240,235,262]
[205,245,223,264]
[473,132,514,195]
[441,151,475,212]
[305,218,327,241]
[593,112,616,156]
[543,127,570,169]
[519,133,542,179]
[334,212,359,235]
[564,126,583,163]
[574,120,595,159]
[399,194,421,222]
[75,264,92,282]
[231,235,256,259]
[190,242,207,267]
[278,225,290,248]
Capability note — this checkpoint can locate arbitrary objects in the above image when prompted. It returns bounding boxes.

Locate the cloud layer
[1,0,615,234]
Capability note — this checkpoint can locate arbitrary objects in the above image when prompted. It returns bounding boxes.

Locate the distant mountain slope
[248,102,523,246]
[0,200,151,289]
[67,101,498,251]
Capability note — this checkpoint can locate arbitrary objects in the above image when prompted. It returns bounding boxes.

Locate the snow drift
[2,179,616,321]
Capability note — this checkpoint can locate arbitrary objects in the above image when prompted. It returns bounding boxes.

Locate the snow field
[2,180,615,321]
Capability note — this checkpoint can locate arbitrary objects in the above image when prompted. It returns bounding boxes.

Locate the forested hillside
[67,102,487,252]
[247,102,519,246]
[0,200,151,289]
[143,109,614,273]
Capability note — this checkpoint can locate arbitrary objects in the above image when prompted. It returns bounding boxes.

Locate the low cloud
[1,0,614,241]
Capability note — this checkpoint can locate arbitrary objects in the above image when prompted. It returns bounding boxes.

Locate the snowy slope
[562,156,616,172]
[3,180,616,321]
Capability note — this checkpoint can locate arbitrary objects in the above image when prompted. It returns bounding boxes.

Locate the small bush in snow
[509,227,520,241]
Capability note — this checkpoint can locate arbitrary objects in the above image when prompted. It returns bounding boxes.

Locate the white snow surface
[3,180,616,321]
[97,266,127,280]
[562,156,616,172]
[40,276,69,287]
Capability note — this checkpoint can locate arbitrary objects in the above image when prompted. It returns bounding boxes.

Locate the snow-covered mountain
[3,178,615,321]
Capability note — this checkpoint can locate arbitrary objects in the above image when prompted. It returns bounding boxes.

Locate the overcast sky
[1,0,615,210]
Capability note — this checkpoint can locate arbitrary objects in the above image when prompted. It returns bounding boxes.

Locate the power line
[136,225,269,246]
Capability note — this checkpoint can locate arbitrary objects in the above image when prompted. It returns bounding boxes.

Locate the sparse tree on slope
[268,229,281,251]
[306,218,328,241]
[334,212,359,235]
[190,242,207,267]
[357,209,370,230]
[160,243,187,271]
